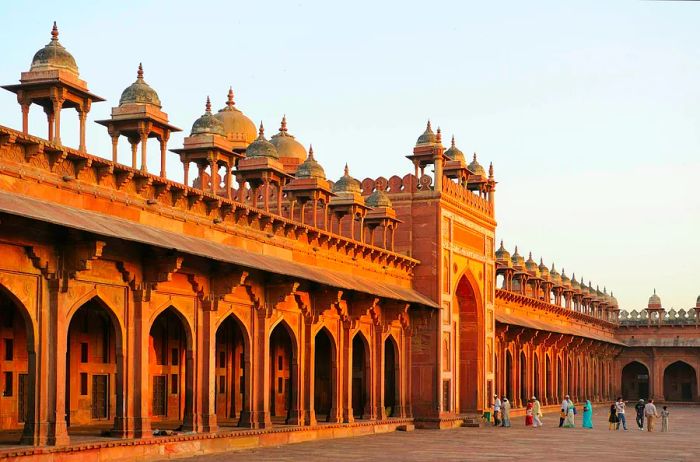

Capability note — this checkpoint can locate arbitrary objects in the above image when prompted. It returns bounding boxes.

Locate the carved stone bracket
[144,251,183,286]
[64,240,106,277]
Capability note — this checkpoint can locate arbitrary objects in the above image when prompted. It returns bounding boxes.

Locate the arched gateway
[456,275,483,412]
[621,361,649,400]
[664,361,697,402]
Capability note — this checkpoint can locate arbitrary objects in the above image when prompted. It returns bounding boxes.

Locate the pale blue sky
[1,1,698,310]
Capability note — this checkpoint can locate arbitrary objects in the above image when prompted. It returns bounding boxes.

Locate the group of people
[490,395,545,428]
[608,397,670,432]
[491,395,670,432]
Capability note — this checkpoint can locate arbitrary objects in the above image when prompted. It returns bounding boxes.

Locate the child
[608,403,618,430]
[661,406,670,432]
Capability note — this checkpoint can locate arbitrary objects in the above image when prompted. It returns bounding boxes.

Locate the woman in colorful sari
[582,399,593,429]
[563,401,576,428]
[525,400,534,426]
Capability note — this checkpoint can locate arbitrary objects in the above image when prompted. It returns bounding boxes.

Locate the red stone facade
[0,24,697,461]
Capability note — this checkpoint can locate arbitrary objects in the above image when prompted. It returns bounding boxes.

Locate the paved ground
[178,406,700,461]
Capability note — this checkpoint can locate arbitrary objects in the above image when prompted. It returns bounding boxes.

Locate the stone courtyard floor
[177,406,700,461]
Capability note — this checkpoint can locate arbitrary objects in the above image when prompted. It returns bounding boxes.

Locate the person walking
[563,400,576,428]
[501,397,511,428]
[525,399,534,427]
[582,399,593,429]
[532,396,543,427]
[493,394,501,426]
[660,406,670,432]
[615,397,627,430]
[608,403,618,430]
[635,399,645,431]
[559,395,572,427]
[644,399,658,432]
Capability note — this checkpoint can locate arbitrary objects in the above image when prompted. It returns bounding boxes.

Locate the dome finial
[280,114,288,132]
[308,144,314,160]
[258,121,265,138]
[205,96,211,114]
[137,62,144,80]
[654,288,656,295]
[436,126,442,143]
[344,163,349,176]
[226,87,235,108]
[451,135,456,148]
[426,119,432,131]
[489,162,494,178]
[51,21,59,41]
[473,152,477,162]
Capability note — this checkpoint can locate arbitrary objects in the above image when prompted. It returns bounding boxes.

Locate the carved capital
[144,251,183,286]
[64,240,106,277]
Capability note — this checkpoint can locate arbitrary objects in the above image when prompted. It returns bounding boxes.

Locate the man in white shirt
[615,397,627,430]
[644,399,659,432]
[493,394,501,426]
[532,396,543,427]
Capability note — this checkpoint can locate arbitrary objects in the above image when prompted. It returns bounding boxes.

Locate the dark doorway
[314,329,335,421]
[505,351,513,401]
[384,337,398,417]
[664,361,697,402]
[456,276,482,412]
[621,361,649,400]
[215,315,247,426]
[352,334,370,419]
[269,323,294,423]
[520,352,527,406]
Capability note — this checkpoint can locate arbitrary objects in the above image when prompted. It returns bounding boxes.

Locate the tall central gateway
[381,125,497,425]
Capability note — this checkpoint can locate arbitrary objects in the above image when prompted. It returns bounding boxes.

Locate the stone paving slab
[176,406,700,461]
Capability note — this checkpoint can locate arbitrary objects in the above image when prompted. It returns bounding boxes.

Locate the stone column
[302,317,315,426]
[111,135,119,163]
[250,309,271,428]
[130,287,152,438]
[77,109,87,152]
[51,98,62,144]
[140,130,148,172]
[21,102,30,134]
[199,307,218,433]
[45,278,69,445]
[342,321,354,423]
[373,324,385,420]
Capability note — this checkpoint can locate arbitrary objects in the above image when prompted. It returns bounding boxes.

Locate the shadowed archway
[621,361,649,401]
[664,361,697,402]
[455,275,483,412]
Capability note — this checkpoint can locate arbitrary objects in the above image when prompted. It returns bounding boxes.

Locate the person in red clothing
[525,399,534,426]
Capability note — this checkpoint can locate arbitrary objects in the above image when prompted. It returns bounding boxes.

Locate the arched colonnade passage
[494,324,620,408]
[0,246,417,446]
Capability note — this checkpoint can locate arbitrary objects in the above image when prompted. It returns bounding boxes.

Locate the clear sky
[1,1,698,311]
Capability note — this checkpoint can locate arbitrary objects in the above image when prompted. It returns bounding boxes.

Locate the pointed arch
[621,361,649,401]
[351,331,371,419]
[269,319,299,424]
[383,334,400,417]
[663,361,697,402]
[454,270,484,413]
[215,312,251,426]
[314,326,337,421]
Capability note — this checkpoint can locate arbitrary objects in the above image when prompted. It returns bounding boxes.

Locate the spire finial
[258,121,265,138]
[280,114,288,132]
[308,144,314,160]
[528,251,533,259]
[654,288,656,295]
[514,245,519,254]
[489,162,494,178]
[205,96,211,113]
[226,87,235,108]
[473,152,477,162]
[51,21,59,41]
[436,126,442,143]
[426,120,432,131]
[540,257,544,265]
[499,239,504,247]
[344,163,349,176]
[451,135,456,148]
[137,63,144,80]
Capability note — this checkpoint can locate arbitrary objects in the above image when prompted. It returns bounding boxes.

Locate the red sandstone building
[0,24,697,460]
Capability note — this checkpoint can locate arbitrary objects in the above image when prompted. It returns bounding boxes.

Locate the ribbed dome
[525,252,539,275]
[271,116,307,161]
[119,63,161,107]
[549,264,561,285]
[648,289,661,308]
[511,246,525,269]
[214,87,257,144]
[468,153,486,176]
[538,258,550,279]
[571,274,580,291]
[333,165,361,194]
[190,97,225,136]
[295,145,325,179]
[30,23,79,76]
[416,120,437,146]
[445,135,465,162]
[560,269,571,287]
[495,240,511,262]
[246,122,278,159]
[366,189,392,208]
